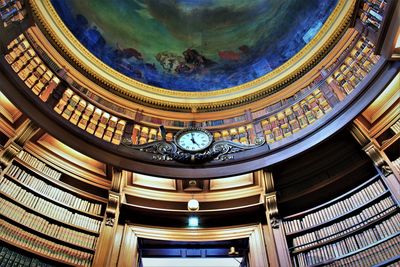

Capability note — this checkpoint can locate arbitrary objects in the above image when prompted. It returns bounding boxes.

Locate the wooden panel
[132,173,176,191]
[209,173,254,191]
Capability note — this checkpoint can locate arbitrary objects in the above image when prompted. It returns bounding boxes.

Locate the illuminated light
[188,216,199,227]
[187,199,199,211]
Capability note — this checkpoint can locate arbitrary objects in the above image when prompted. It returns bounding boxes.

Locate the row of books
[196,114,247,128]
[293,213,400,266]
[292,197,396,249]
[326,37,378,102]
[258,89,332,144]
[131,124,173,145]
[0,0,24,27]
[0,197,97,250]
[0,219,93,267]
[0,245,55,267]
[54,88,126,145]
[213,124,255,145]
[0,177,101,232]
[359,0,387,31]
[7,164,102,216]
[242,36,368,143]
[283,179,386,234]
[328,38,378,98]
[17,150,61,180]
[326,234,399,266]
[390,119,400,134]
[249,33,369,143]
[5,34,60,102]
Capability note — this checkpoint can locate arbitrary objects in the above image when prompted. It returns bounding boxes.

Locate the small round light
[187,199,199,211]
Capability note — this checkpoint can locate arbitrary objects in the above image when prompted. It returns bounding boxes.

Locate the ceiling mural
[51,0,338,92]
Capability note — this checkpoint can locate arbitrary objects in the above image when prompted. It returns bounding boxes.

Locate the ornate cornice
[29,0,356,112]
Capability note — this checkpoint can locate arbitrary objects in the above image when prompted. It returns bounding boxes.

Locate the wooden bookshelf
[0,224,91,267]
[284,174,381,222]
[290,206,398,253]
[0,0,25,28]
[2,28,383,151]
[0,188,100,235]
[286,189,391,237]
[13,157,107,204]
[4,171,103,220]
[0,236,76,267]
[354,0,396,52]
[0,242,62,267]
[283,174,400,266]
[0,213,96,253]
[0,153,105,266]
[320,232,400,266]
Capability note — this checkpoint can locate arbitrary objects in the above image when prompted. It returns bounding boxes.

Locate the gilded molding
[29,0,356,111]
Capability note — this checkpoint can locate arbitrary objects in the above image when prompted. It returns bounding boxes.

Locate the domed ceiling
[51,0,338,92]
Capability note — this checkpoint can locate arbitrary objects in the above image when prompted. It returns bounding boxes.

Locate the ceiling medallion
[121,127,267,163]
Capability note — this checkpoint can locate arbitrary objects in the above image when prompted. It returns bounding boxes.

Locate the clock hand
[191,138,199,145]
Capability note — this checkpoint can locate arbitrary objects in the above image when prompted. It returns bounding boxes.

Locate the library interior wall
[0,0,399,266]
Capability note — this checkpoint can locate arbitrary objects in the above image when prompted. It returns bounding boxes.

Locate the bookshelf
[355,0,395,52]
[1,27,382,157]
[0,150,106,266]
[0,242,59,267]
[282,174,400,266]
[4,33,61,102]
[3,28,382,150]
[53,88,127,145]
[0,0,25,27]
[0,218,93,267]
[357,0,387,32]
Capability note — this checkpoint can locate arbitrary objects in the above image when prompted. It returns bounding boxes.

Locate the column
[92,167,124,266]
[261,170,292,267]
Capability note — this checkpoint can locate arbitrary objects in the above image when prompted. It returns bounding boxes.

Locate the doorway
[138,238,249,267]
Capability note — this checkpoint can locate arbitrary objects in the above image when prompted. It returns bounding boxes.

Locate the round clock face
[175,129,213,152]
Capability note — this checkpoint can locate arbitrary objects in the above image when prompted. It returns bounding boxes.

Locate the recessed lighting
[188,216,199,227]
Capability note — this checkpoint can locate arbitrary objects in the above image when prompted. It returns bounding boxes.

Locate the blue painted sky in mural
[51,0,338,92]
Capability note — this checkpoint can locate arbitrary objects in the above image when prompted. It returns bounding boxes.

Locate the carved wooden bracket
[263,171,280,228]
[265,193,280,229]
[122,137,266,163]
[0,141,22,165]
[105,193,120,227]
[364,142,393,176]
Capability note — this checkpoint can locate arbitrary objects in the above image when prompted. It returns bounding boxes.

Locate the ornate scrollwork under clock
[121,127,267,163]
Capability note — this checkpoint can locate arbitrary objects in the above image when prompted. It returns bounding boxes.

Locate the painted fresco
[51,0,338,92]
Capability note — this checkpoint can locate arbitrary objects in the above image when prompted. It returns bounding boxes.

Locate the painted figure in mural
[156,52,185,74]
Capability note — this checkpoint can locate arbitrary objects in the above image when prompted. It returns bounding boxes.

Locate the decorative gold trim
[123,184,263,202]
[127,224,261,241]
[30,0,355,110]
[117,224,268,267]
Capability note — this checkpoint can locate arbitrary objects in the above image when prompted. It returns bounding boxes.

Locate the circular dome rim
[31,0,355,110]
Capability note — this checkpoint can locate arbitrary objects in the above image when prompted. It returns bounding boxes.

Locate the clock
[174,128,213,152]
